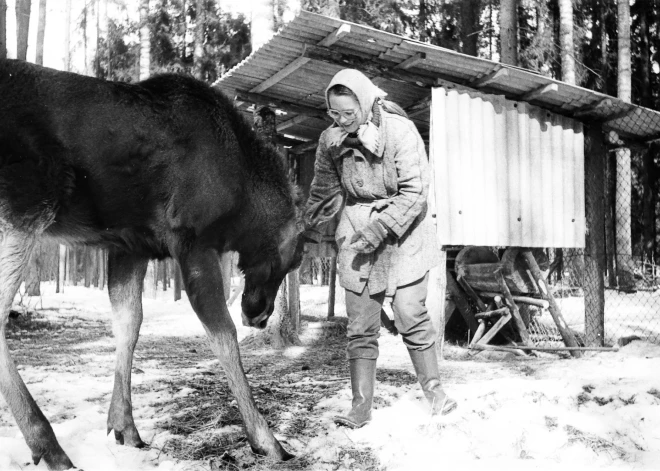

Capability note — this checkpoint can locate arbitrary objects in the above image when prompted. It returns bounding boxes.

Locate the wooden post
[496,271,532,346]
[288,270,300,331]
[327,256,337,318]
[173,260,182,301]
[71,248,78,286]
[584,125,607,346]
[521,250,581,356]
[58,245,66,293]
[98,249,106,290]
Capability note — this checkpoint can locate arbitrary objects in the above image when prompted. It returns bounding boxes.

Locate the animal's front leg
[0,232,74,470]
[106,249,149,447]
[178,246,293,461]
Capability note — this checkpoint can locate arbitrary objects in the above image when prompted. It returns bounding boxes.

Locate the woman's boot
[408,345,457,415]
[333,359,377,428]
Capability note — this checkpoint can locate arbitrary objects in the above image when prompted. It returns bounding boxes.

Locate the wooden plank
[395,52,426,70]
[457,275,488,312]
[573,98,613,118]
[317,23,351,47]
[497,271,532,346]
[250,55,312,94]
[469,67,509,88]
[521,250,582,355]
[474,307,510,319]
[234,91,328,121]
[478,291,549,309]
[519,83,559,102]
[475,313,512,346]
[469,320,486,347]
[277,115,309,131]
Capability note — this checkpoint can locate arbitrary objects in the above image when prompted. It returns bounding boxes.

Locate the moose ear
[304,191,344,229]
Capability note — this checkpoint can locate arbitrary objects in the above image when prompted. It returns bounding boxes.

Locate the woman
[305,69,457,429]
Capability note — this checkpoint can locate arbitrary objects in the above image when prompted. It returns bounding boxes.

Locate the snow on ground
[1,283,660,470]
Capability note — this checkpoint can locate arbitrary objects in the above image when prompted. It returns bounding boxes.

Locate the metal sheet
[431,87,585,248]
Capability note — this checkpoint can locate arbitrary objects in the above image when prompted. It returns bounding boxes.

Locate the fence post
[327,256,337,318]
[584,124,606,346]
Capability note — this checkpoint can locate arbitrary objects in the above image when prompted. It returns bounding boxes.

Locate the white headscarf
[325,69,387,154]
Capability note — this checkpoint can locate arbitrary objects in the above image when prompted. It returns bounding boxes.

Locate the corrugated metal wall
[431,87,585,248]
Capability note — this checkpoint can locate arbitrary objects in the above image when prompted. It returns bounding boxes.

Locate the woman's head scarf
[325,69,387,154]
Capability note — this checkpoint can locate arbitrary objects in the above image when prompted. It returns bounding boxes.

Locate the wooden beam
[519,83,559,102]
[304,45,437,87]
[573,98,613,118]
[395,52,426,70]
[250,54,311,94]
[276,114,309,132]
[469,67,509,88]
[317,23,351,47]
[289,140,318,154]
[405,96,432,118]
[235,91,328,121]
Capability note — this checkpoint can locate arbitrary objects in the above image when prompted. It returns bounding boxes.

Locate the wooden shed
[214,10,660,350]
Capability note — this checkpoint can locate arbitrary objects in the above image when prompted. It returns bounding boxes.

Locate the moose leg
[0,232,74,470]
[178,246,292,460]
[106,249,149,447]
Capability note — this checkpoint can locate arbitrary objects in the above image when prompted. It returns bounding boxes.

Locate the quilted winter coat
[305,103,441,296]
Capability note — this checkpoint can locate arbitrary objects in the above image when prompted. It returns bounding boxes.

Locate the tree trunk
[460,0,480,56]
[638,0,656,265]
[57,245,66,293]
[558,0,574,84]
[181,0,187,62]
[15,0,31,61]
[25,246,41,296]
[64,0,72,71]
[173,260,182,301]
[139,0,150,80]
[35,0,47,65]
[417,0,427,42]
[615,0,635,291]
[0,0,6,59]
[194,0,205,79]
[251,0,275,52]
[499,0,518,65]
[98,249,106,290]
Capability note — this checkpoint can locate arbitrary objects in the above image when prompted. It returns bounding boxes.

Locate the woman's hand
[349,220,389,253]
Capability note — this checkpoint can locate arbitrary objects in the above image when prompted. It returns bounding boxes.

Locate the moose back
[0,59,303,470]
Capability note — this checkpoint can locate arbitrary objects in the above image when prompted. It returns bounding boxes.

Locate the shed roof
[214,10,660,150]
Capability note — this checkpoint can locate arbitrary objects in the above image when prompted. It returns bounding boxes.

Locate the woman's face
[328,93,362,134]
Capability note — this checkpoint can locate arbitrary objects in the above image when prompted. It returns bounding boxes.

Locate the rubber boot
[408,345,457,415]
[333,359,377,428]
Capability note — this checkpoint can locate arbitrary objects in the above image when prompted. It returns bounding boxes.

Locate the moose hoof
[108,426,146,448]
[249,442,294,461]
[33,448,75,470]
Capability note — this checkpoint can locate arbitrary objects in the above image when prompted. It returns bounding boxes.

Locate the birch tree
[15,0,31,60]
[139,0,150,80]
[559,0,575,83]
[193,0,204,79]
[35,0,47,65]
[0,0,7,59]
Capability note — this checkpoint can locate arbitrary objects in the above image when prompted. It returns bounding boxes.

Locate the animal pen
[21,11,660,352]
